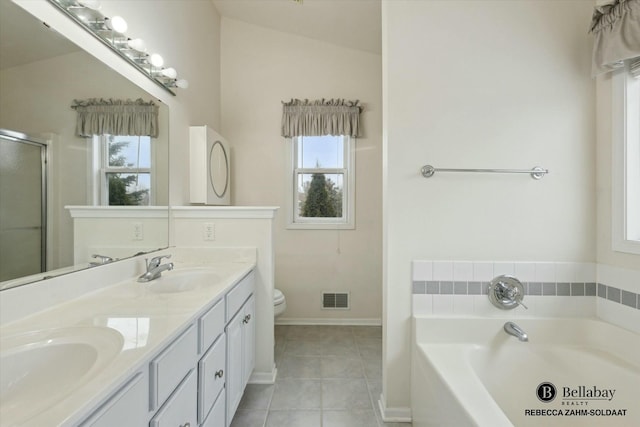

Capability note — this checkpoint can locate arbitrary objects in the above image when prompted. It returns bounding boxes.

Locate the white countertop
[0,260,255,427]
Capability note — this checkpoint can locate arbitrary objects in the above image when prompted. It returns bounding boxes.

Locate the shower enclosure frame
[0,129,49,276]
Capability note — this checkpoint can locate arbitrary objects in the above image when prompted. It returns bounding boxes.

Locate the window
[286,135,355,229]
[91,135,153,206]
[612,59,640,254]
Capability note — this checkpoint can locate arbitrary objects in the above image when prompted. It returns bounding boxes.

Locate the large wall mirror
[0,0,169,289]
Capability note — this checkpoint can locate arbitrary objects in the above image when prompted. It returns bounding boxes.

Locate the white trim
[248,367,277,385]
[170,206,279,219]
[378,395,412,423]
[274,317,382,326]
[612,65,640,254]
[66,205,168,218]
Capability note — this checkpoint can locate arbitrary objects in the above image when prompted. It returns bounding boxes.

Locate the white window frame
[89,135,154,206]
[612,61,640,254]
[286,135,355,230]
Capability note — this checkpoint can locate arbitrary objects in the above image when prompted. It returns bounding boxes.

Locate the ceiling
[0,0,80,70]
[0,0,381,72]
[212,0,382,55]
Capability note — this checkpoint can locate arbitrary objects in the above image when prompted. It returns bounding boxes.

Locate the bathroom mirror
[0,0,169,289]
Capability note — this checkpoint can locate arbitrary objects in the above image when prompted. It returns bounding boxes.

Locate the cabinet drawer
[226,270,254,321]
[202,389,226,427]
[150,369,197,427]
[80,372,147,427]
[199,298,225,354]
[150,325,197,410]
[198,333,226,424]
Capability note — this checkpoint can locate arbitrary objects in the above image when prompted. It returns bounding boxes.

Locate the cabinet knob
[215,369,224,379]
[243,314,252,324]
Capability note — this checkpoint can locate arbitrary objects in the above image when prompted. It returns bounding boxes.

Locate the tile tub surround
[230,325,410,427]
[412,280,638,310]
[411,261,640,333]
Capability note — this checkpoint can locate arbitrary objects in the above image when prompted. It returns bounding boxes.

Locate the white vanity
[0,257,257,427]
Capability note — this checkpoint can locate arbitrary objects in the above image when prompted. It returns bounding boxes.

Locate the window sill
[286,222,355,230]
[612,239,640,256]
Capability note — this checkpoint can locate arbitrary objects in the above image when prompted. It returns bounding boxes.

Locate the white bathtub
[411,317,640,427]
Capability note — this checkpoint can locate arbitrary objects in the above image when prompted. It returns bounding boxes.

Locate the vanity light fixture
[46,0,188,95]
[107,15,127,33]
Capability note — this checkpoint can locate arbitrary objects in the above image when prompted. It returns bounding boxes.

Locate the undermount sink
[145,267,222,293]
[0,326,124,425]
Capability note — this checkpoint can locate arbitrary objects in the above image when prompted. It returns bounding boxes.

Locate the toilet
[273,288,286,317]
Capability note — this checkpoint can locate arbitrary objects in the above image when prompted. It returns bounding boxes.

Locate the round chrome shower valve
[488,275,528,310]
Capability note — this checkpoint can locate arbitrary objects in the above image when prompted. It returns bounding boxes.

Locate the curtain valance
[281,99,362,138]
[71,98,159,137]
[590,0,640,76]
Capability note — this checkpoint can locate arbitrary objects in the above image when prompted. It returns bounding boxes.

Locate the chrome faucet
[137,255,174,282]
[89,254,115,266]
[504,321,528,342]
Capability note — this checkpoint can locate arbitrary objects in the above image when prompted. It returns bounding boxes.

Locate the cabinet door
[80,372,147,427]
[150,369,197,427]
[225,309,244,425]
[198,333,226,424]
[242,295,255,385]
[202,389,226,427]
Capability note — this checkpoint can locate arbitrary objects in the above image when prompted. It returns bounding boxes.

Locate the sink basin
[146,267,222,293]
[0,326,123,425]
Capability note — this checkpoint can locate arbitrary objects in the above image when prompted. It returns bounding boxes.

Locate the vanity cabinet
[78,269,255,427]
[80,372,148,427]
[225,287,256,426]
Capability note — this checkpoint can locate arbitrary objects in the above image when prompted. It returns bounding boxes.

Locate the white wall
[220,19,383,323]
[382,0,595,416]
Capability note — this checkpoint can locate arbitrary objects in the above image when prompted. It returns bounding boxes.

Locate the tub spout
[504,321,528,342]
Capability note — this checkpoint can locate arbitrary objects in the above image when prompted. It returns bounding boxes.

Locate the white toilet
[274,288,286,318]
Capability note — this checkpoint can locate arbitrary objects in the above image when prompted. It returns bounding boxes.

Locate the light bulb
[149,53,164,67]
[161,68,177,79]
[109,16,128,33]
[78,0,101,10]
[127,38,146,52]
[176,79,189,89]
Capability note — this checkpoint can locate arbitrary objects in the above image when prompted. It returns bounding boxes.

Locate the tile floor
[230,325,412,427]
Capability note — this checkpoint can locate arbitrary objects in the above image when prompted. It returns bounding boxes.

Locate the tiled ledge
[411,280,639,310]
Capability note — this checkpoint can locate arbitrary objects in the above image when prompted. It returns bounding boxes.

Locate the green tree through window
[107,138,149,205]
[301,173,342,217]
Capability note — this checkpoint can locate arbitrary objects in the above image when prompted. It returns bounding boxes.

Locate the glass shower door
[0,131,47,282]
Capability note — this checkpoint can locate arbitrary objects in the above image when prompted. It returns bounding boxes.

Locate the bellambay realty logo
[527,381,628,419]
[537,382,617,404]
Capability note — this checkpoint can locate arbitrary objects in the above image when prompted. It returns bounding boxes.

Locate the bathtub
[411,317,640,427]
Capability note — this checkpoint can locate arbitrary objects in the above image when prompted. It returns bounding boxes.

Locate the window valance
[590,0,640,76]
[281,99,362,138]
[71,98,159,137]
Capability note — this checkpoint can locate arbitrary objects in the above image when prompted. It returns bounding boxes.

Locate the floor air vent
[322,292,350,309]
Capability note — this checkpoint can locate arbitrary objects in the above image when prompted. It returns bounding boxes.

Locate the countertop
[0,260,255,427]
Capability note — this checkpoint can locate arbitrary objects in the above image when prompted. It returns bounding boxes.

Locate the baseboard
[275,317,382,326]
[248,367,277,384]
[378,394,412,423]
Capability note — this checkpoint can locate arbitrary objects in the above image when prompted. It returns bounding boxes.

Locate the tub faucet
[137,255,174,282]
[504,321,528,342]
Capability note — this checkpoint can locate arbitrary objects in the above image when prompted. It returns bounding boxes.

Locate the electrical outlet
[133,222,144,241]
[203,223,215,241]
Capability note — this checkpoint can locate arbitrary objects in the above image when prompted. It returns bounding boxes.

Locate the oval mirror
[209,140,229,198]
